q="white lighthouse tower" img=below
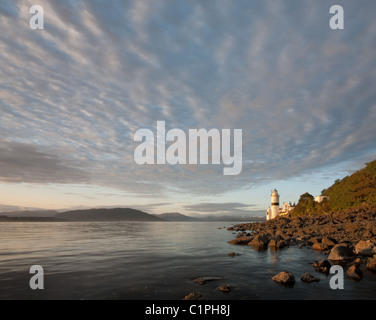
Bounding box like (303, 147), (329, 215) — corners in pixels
(269, 189), (280, 220)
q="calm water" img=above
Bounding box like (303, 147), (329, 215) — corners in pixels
(0, 221), (375, 300)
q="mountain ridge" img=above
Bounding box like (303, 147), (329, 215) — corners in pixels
(55, 207), (163, 222)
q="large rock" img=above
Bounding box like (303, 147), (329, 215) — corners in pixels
(347, 264), (363, 281)
(269, 236), (286, 249)
(355, 240), (375, 256)
(272, 271), (295, 287)
(328, 244), (355, 261)
(248, 234), (269, 250)
(312, 260), (331, 274)
(300, 272), (320, 283)
(228, 236), (252, 245)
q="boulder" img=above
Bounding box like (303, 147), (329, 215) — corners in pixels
(300, 272), (320, 283)
(272, 271), (295, 287)
(322, 237), (337, 247)
(328, 244), (355, 261)
(366, 255), (376, 272)
(312, 260), (331, 274)
(346, 264), (363, 281)
(355, 240), (375, 256)
(228, 236), (252, 245)
(269, 236), (286, 249)
(312, 242), (329, 251)
(248, 234), (269, 250)
(344, 222), (361, 233)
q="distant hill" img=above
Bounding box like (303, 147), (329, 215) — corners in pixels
(55, 208), (163, 222)
(0, 207), (265, 222)
(321, 159), (376, 211)
(0, 210), (58, 218)
(0, 215), (62, 222)
(155, 212), (199, 221)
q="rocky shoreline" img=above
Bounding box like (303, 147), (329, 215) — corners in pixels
(183, 207), (376, 299)
(227, 206), (376, 285)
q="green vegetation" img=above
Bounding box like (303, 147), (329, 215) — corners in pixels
(291, 159), (376, 216)
(290, 192), (329, 216)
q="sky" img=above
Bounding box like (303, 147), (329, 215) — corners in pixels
(0, 0), (376, 217)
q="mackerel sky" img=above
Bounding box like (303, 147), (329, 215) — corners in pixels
(0, 0), (376, 216)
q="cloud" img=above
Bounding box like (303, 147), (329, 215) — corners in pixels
(0, 203), (45, 212)
(183, 202), (255, 215)
(131, 202), (173, 213)
(0, 1), (19, 18)
(0, 140), (88, 183)
(0, 0), (375, 200)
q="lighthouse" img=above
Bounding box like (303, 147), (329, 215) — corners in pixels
(266, 189), (280, 220)
(271, 189), (280, 219)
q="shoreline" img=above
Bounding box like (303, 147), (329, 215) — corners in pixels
(227, 205), (376, 284)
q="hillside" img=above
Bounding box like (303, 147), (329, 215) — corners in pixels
(292, 159), (376, 216)
(321, 159), (376, 211)
(55, 208), (163, 222)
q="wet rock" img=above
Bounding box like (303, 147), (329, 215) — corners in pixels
(300, 272), (320, 283)
(347, 264), (363, 281)
(269, 236), (286, 249)
(313, 260), (331, 274)
(228, 236), (252, 245)
(328, 244), (355, 261)
(248, 234), (269, 250)
(272, 271), (295, 287)
(217, 285), (233, 293)
(183, 291), (205, 300)
(193, 277), (224, 285)
(355, 240), (375, 256)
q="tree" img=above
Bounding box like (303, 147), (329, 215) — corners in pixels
(291, 192), (315, 216)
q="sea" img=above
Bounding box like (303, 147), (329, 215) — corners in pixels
(0, 221), (376, 300)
